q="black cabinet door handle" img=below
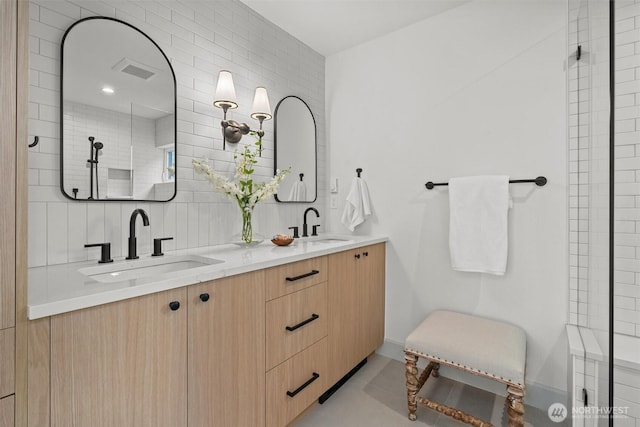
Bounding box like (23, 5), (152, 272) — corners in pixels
(285, 270), (319, 282)
(199, 293), (210, 302)
(285, 314), (319, 332)
(363, 251), (369, 257)
(169, 301), (180, 311)
(286, 372), (320, 398)
(354, 254), (360, 259)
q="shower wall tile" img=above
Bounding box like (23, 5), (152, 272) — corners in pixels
(28, 0), (326, 267)
(615, 1), (640, 336)
(570, 0), (640, 335)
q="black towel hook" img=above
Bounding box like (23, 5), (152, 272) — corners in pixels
(29, 136), (39, 148)
(356, 168), (362, 178)
(299, 173), (304, 182)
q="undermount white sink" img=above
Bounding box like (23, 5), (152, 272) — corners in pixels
(302, 236), (353, 245)
(78, 254), (223, 284)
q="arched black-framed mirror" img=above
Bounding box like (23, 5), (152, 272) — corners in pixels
(274, 96), (317, 203)
(60, 17), (177, 201)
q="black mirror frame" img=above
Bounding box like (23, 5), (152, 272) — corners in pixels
(273, 95), (318, 203)
(59, 16), (177, 202)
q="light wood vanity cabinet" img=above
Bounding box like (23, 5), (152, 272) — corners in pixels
(50, 288), (188, 427)
(327, 243), (386, 387)
(33, 242), (385, 427)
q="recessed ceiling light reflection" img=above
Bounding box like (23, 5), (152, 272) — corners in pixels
(102, 87), (115, 94)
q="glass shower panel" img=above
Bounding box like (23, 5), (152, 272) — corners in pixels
(568, 0), (610, 424)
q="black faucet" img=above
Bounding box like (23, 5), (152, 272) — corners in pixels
(126, 208), (150, 260)
(302, 207), (320, 237)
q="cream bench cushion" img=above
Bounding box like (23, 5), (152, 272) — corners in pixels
(404, 310), (526, 387)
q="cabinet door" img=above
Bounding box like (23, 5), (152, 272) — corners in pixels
(188, 271), (265, 427)
(327, 248), (360, 386)
(357, 243), (385, 360)
(50, 288), (187, 427)
(327, 244), (386, 387)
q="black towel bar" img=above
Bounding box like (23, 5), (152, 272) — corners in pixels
(425, 176), (547, 190)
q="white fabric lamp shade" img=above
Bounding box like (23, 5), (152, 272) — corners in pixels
(213, 70), (238, 109)
(251, 87), (272, 121)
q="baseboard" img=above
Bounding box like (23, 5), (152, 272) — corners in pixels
(375, 339), (567, 412)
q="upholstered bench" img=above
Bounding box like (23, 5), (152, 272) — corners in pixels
(404, 310), (526, 427)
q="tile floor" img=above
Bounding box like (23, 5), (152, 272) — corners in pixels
(292, 353), (562, 427)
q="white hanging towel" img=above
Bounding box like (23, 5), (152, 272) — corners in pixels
(288, 180), (307, 201)
(341, 177), (372, 231)
(449, 175), (510, 275)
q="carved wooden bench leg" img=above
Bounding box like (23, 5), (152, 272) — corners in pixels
(405, 352), (419, 421)
(432, 362), (440, 378)
(506, 385), (525, 427)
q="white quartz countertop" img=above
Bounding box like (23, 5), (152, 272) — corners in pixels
(28, 234), (388, 319)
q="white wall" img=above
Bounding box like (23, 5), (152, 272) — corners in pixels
(326, 0), (568, 408)
(28, 0), (325, 266)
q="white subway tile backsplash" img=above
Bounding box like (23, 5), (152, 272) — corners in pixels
(104, 204), (123, 259)
(39, 4), (79, 28)
(78, 2), (116, 18)
(175, 203), (188, 250)
(28, 202), (47, 267)
(86, 203), (105, 247)
(47, 203), (68, 265)
(29, 0), (325, 266)
(67, 203), (87, 262)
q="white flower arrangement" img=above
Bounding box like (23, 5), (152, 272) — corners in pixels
(192, 143), (289, 210)
(192, 139), (289, 243)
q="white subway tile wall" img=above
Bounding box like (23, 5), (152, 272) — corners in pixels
(568, 1), (640, 422)
(568, 0), (640, 338)
(28, 0), (326, 267)
(567, 0), (609, 331)
(613, 365), (640, 425)
(614, 0), (640, 339)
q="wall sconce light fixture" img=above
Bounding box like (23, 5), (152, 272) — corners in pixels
(213, 70), (272, 155)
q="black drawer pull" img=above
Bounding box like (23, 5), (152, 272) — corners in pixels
(285, 313), (319, 332)
(363, 251), (369, 257)
(354, 254), (360, 259)
(286, 372), (320, 398)
(285, 270), (319, 282)
(199, 293), (210, 302)
(169, 301), (180, 311)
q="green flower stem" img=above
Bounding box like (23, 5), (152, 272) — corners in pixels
(241, 206), (253, 244)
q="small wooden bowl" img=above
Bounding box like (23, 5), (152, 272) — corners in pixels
(271, 235), (294, 246)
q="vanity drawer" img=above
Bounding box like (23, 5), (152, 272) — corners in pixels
(266, 283), (327, 370)
(266, 337), (327, 427)
(265, 256), (327, 301)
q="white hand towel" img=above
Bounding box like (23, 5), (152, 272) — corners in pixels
(341, 177), (372, 231)
(288, 180), (307, 201)
(449, 175), (510, 275)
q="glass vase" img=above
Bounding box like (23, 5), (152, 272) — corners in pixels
(241, 207), (253, 244)
(231, 204), (264, 246)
